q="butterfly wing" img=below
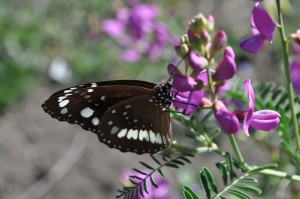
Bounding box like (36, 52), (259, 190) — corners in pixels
(42, 83), (154, 134)
(98, 95), (171, 154)
(48, 80), (156, 98)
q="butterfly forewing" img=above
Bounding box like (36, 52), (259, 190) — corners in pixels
(42, 83), (154, 134)
(98, 95), (171, 154)
(42, 80), (173, 154)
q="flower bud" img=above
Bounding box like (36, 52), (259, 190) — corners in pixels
(200, 30), (211, 46)
(206, 14), (214, 32)
(210, 31), (227, 58)
(213, 100), (239, 134)
(189, 13), (208, 34)
(199, 97), (212, 108)
(188, 50), (208, 72)
(291, 29), (300, 46)
(180, 43), (189, 55)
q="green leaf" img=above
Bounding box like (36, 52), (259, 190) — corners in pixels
(202, 168), (218, 193)
(228, 189), (251, 199)
(234, 183), (262, 195)
(133, 168), (147, 176)
(171, 159), (185, 165)
(239, 177), (257, 184)
(225, 152), (236, 180)
(143, 180), (149, 194)
(183, 190), (193, 199)
(183, 185), (200, 199)
(129, 178), (138, 185)
(165, 163), (180, 168)
(139, 161), (154, 170)
(217, 162), (228, 185)
(129, 175), (142, 180)
(178, 156), (192, 164)
(157, 168), (165, 178)
(123, 186), (134, 191)
(200, 169), (211, 199)
(150, 175), (158, 188)
(249, 163), (278, 173)
(150, 154), (161, 165)
(207, 128), (221, 138)
(139, 184), (144, 198)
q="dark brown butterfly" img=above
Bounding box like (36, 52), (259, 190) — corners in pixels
(41, 80), (174, 154)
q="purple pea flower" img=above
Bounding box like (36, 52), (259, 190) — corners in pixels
(291, 60), (300, 94)
(239, 5), (275, 54)
(212, 46), (237, 81)
(243, 80), (280, 136)
(213, 100), (240, 134)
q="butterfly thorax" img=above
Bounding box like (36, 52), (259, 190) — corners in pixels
(153, 80), (174, 108)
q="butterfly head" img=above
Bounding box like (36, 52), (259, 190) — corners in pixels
(153, 79), (174, 108)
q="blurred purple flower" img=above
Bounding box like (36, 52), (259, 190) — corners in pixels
(291, 60), (300, 94)
(120, 170), (170, 199)
(239, 5), (275, 54)
(242, 80), (280, 135)
(101, 1), (171, 62)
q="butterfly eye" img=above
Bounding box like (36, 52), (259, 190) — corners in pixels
(42, 80), (173, 154)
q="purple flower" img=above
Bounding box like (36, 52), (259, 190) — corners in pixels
(242, 80), (280, 135)
(188, 50), (207, 72)
(213, 100), (240, 134)
(239, 5), (275, 54)
(101, 1), (171, 62)
(120, 170), (170, 199)
(212, 46), (237, 81)
(291, 60), (300, 94)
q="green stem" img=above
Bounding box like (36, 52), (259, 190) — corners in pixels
(206, 67), (216, 100)
(276, 0), (300, 153)
(228, 134), (245, 165)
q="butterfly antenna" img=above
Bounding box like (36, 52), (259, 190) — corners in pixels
(169, 54), (187, 80)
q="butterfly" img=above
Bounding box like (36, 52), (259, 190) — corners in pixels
(41, 79), (174, 154)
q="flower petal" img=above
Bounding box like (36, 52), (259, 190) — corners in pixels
(214, 108), (240, 134)
(102, 19), (125, 38)
(250, 110), (280, 131)
(291, 60), (300, 94)
(252, 6), (275, 42)
(239, 34), (265, 54)
(188, 50), (207, 72)
(243, 80), (255, 136)
(173, 74), (196, 91)
(212, 55), (237, 81)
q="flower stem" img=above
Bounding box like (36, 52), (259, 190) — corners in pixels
(228, 134), (245, 165)
(206, 67), (216, 100)
(276, 0), (300, 153)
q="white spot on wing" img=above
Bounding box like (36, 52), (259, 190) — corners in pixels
(139, 130), (149, 142)
(101, 96), (106, 101)
(59, 99), (69, 107)
(111, 109), (116, 114)
(64, 90), (72, 93)
(91, 83), (97, 88)
(92, 117), (99, 126)
(162, 135), (167, 145)
(111, 126), (119, 134)
(60, 108), (68, 114)
(155, 133), (162, 144)
(87, 89), (93, 93)
(80, 107), (94, 118)
(127, 129), (138, 140)
(108, 121), (113, 125)
(117, 129), (127, 138)
(149, 131), (156, 144)
(125, 105), (131, 109)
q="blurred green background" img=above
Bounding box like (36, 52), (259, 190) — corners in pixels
(0, 0), (300, 199)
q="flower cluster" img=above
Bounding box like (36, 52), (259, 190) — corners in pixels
(169, 13), (280, 135)
(101, 1), (172, 62)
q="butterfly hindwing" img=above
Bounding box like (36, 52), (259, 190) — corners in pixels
(97, 95), (171, 154)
